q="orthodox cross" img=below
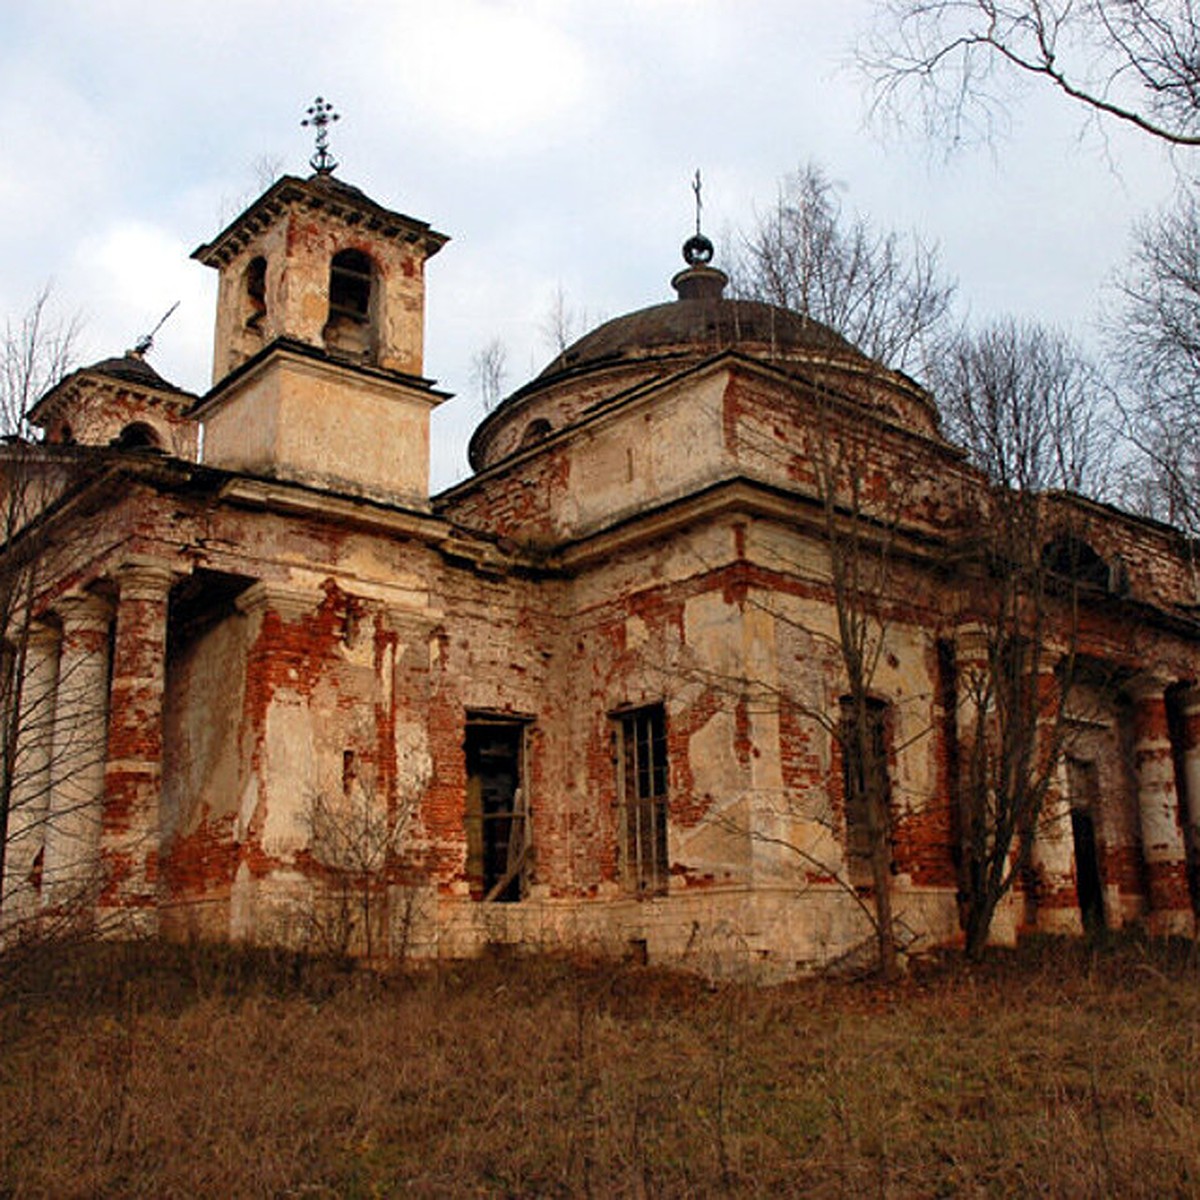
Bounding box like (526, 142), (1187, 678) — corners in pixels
(303, 97), (340, 175)
(682, 169), (714, 266)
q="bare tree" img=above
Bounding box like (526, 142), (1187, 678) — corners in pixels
(304, 768), (414, 960)
(808, 398), (911, 978)
(540, 284), (593, 364)
(1110, 188), (1200, 531)
(730, 168), (961, 973)
(2, 287), (80, 438)
(687, 395), (914, 979)
(861, 0), (1200, 149)
(734, 163), (957, 374)
(0, 290), (109, 938)
(470, 338), (509, 411)
(932, 318), (1110, 957)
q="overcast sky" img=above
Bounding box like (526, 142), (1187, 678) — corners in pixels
(0, 1), (1184, 490)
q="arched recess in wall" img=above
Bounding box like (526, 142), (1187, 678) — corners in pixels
(243, 256), (267, 332)
(837, 694), (894, 885)
(114, 422), (162, 451)
(323, 248), (376, 362)
(518, 418), (553, 450)
(1041, 534), (1120, 593)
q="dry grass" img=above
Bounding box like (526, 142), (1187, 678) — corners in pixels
(1, 935), (1199, 1197)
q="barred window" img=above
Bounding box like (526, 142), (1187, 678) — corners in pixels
(616, 704), (669, 896)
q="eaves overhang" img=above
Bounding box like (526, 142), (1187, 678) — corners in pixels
(451, 349), (963, 505)
(190, 336), (451, 419)
(191, 174), (449, 268)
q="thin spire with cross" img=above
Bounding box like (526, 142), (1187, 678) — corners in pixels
(302, 96), (341, 175)
(682, 168), (714, 267)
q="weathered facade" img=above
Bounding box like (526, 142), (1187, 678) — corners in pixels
(3, 167), (1199, 973)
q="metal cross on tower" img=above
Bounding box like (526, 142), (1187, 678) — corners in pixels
(302, 96), (340, 175)
(692, 169), (703, 237)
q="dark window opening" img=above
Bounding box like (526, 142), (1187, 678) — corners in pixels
(616, 704), (669, 896)
(1042, 535), (1114, 591)
(839, 696), (892, 885)
(113, 422), (161, 451)
(1067, 756), (1106, 932)
(328, 249), (372, 323)
(324, 249), (375, 361)
(465, 719), (529, 902)
(244, 256), (267, 330)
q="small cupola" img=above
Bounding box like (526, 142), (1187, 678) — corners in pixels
(27, 348), (199, 459)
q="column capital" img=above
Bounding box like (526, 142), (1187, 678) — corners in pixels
(235, 579), (321, 621)
(22, 619), (61, 652)
(1127, 671), (1173, 706)
(54, 591), (112, 633)
(112, 558), (177, 602)
(954, 623), (992, 673)
(1177, 683), (1200, 719)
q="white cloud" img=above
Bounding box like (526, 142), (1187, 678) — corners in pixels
(71, 222), (215, 393)
(370, 0), (590, 145)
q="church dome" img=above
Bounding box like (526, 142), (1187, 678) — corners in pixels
(468, 252), (940, 471)
(536, 294), (861, 381)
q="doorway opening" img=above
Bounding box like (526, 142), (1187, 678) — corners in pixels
(465, 718), (530, 902)
(1067, 757), (1106, 933)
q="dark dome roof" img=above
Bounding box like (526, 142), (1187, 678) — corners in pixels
(467, 259), (939, 472)
(537, 295), (864, 383)
(87, 352), (188, 394)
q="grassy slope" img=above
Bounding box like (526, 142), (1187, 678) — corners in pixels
(1, 937), (1198, 1198)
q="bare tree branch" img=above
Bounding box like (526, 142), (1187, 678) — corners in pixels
(1109, 187), (1200, 531)
(930, 318), (1112, 956)
(733, 163), (957, 375)
(470, 338), (509, 412)
(861, 0), (1200, 149)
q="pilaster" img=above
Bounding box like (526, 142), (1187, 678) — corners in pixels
(98, 560), (176, 931)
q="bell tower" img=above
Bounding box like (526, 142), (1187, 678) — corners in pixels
(190, 103), (449, 507)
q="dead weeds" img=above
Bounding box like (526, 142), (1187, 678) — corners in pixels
(0, 934), (1198, 1197)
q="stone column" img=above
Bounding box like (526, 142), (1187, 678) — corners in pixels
(1130, 674), (1193, 936)
(1, 622), (60, 925)
(1015, 661), (1081, 934)
(1029, 752), (1081, 934)
(98, 560), (175, 932)
(953, 624), (1025, 945)
(42, 593), (112, 916)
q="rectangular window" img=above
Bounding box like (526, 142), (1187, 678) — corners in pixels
(839, 696), (891, 883)
(616, 704), (669, 896)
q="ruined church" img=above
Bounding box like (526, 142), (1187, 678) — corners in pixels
(3, 140), (1200, 973)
